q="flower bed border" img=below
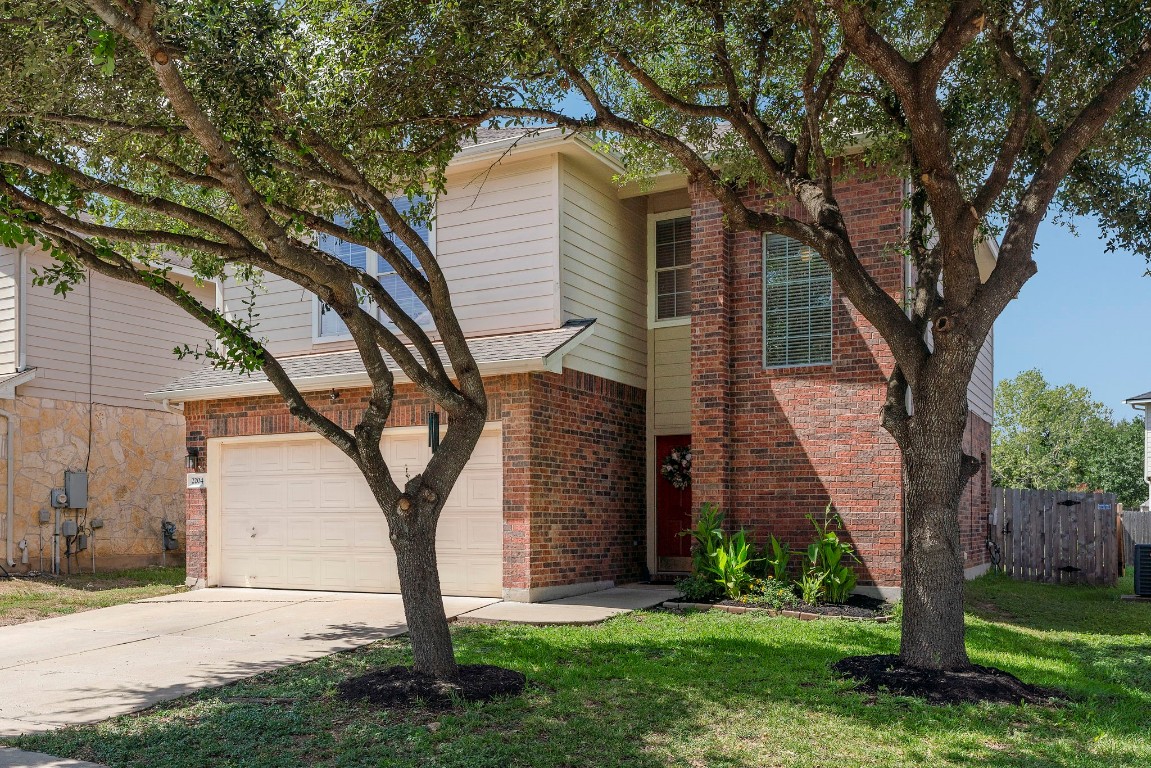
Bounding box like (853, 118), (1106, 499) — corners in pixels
(662, 601), (891, 623)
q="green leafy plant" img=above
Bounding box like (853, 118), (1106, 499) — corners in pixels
(679, 502), (725, 574)
(675, 574), (721, 602)
(738, 577), (799, 610)
(802, 506), (860, 604)
(766, 535), (791, 582)
(703, 529), (759, 600)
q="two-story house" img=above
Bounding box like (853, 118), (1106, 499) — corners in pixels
(153, 128), (995, 601)
(0, 248), (216, 573)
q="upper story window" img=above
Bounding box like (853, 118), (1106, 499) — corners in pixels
(651, 212), (691, 324)
(763, 234), (832, 368)
(316, 196), (432, 340)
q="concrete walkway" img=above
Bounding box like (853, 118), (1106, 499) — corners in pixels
(0, 748), (107, 768)
(457, 585), (679, 624)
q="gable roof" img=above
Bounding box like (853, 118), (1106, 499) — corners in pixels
(148, 320), (596, 403)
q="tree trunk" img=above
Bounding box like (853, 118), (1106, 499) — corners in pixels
(393, 510), (459, 678)
(898, 389), (972, 671)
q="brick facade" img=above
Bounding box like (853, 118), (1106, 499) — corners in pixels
(182, 369), (645, 597)
(960, 412), (993, 574)
(689, 170), (907, 588)
(687, 168), (992, 589)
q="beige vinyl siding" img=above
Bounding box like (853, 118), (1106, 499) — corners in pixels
(0, 248), (16, 373)
(968, 328), (994, 423)
(224, 153), (562, 357)
(438, 154), (560, 336)
(558, 155), (648, 389)
(21, 250), (217, 408)
(651, 323), (690, 433)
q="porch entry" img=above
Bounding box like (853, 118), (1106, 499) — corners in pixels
(655, 434), (693, 573)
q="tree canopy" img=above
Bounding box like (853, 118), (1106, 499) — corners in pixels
(0, 0), (516, 678)
(994, 369), (1146, 508)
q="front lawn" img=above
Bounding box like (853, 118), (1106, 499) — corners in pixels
(0, 566), (186, 626)
(13, 573), (1151, 768)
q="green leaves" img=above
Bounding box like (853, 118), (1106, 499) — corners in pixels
(89, 28), (116, 77)
(802, 506), (859, 605)
(993, 369), (1147, 508)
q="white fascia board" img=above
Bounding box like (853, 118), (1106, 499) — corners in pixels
(0, 368), (36, 398)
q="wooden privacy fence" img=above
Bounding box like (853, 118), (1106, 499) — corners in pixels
(990, 488), (1117, 586)
(1121, 508), (1151, 567)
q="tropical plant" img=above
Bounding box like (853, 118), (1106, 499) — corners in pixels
(766, 535), (791, 583)
(803, 507), (860, 604)
(680, 502), (725, 574)
(703, 529), (759, 600)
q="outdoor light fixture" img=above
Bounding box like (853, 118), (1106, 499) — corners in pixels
(186, 447), (200, 471)
(428, 411), (440, 454)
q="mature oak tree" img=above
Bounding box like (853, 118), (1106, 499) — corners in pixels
(0, 0), (511, 678)
(450, 0), (1151, 670)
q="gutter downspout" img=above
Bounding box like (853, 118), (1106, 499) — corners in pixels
(16, 245), (27, 373)
(1, 408), (15, 567)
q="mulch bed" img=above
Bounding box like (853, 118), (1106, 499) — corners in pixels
(668, 593), (891, 619)
(337, 664), (526, 710)
(832, 654), (1067, 706)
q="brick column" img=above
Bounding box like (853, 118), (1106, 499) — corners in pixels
(689, 187), (734, 515)
(185, 486), (207, 588)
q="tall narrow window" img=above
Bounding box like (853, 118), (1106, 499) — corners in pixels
(763, 234), (833, 367)
(316, 196), (432, 339)
(654, 215), (691, 321)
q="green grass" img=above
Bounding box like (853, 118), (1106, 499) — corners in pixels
(0, 566), (186, 626)
(12, 573), (1151, 768)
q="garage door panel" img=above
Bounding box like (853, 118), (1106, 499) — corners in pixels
(217, 426), (502, 596)
(464, 518), (502, 554)
(286, 480), (319, 509)
(286, 441), (319, 471)
(354, 517), (390, 548)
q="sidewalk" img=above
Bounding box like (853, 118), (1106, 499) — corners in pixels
(0, 748), (107, 768)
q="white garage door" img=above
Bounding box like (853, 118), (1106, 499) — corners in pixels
(216, 426), (503, 597)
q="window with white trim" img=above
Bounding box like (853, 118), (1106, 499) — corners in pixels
(653, 215), (691, 321)
(316, 196), (432, 339)
(763, 234), (832, 367)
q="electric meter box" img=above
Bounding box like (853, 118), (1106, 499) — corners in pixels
(64, 471), (88, 509)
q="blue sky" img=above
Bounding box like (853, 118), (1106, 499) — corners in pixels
(995, 218), (1151, 418)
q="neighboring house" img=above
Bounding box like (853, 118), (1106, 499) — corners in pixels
(1122, 391), (1151, 509)
(153, 128), (996, 601)
(0, 250), (217, 572)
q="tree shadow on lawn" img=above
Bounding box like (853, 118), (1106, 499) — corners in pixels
(19, 613), (1150, 768)
(964, 572), (1150, 636)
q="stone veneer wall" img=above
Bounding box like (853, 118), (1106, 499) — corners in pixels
(183, 368), (646, 596)
(0, 395), (187, 572)
(689, 169), (908, 588)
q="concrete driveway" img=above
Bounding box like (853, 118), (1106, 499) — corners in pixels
(0, 589), (497, 738)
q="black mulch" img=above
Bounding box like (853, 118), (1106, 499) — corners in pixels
(673, 592), (891, 618)
(832, 654), (1067, 706)
(338, 664), (526, 710)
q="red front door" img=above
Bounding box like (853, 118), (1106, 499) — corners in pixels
(656, 434), (693, 561)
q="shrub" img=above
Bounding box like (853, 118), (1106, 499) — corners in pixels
(738, 577), (799, 610)
(676, 574), (721, 602)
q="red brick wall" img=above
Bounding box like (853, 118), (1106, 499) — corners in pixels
(960, 412), (993, 572)
(527, 371), (647, 587)
(182, 369), (645, 594)
(689, 169), (908, 587)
